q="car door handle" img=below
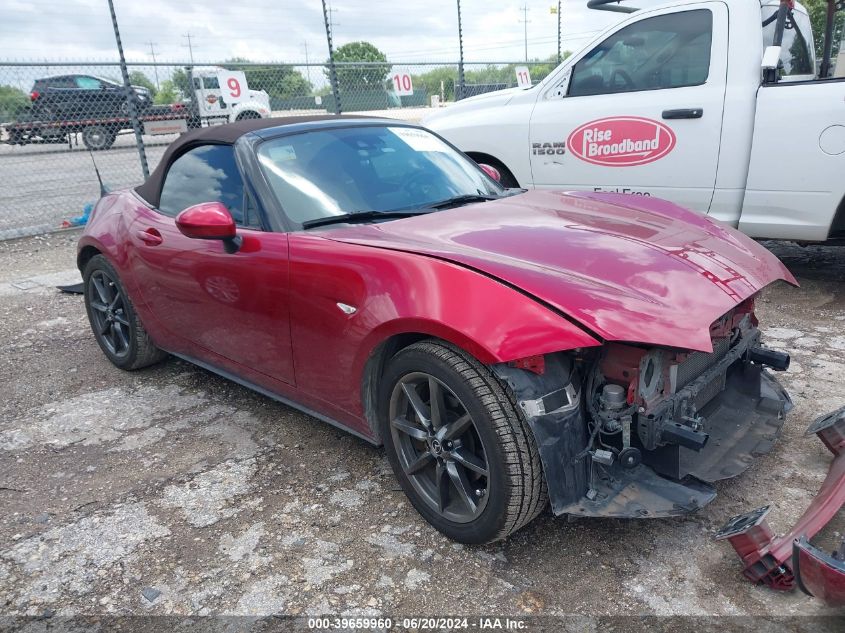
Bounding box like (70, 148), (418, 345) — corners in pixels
(136, 228), (162, 245)
(662, 108), (703, 119)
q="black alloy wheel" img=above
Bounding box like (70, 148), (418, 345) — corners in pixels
(380, 340), (548, 544)
(83, 255), (166, 370)
(389, 371), (490, 523)
(87, 268), (131, 360)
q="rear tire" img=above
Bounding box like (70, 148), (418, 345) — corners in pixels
(82, 125), (116, 151)
(379, 340), (547, 544)
(83, 255), (166, 370)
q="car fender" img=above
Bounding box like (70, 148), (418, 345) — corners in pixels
(288, 234), (601, 425)
(77, 191), (149, 310)
(346, 248), (601, 370)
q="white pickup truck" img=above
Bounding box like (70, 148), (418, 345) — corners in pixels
(425, 0), (845, 243)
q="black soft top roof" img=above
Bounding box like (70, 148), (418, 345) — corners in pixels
(134, 114), (394, 208)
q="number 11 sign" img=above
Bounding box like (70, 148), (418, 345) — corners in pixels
(392, 71), (414, 96)
(515, 66), (532, 89)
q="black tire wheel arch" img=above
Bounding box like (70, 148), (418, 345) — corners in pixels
(82, 254), (167, 370)
(81, 125), (116, 151)
(379, 340), (547, 544)
(236, 109), (262, 120)
(468, 154), (519, 189)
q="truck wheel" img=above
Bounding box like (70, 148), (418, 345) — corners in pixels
(379, 340), (547, 544)
(469, 156), (519, 188)
(82, 125), (116, 151)
(236, 110), (262, 120)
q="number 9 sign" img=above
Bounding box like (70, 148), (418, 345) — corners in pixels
(392, 71), (414, 97)
(218, 71), (247, 102)
(227, 77), (241, 98)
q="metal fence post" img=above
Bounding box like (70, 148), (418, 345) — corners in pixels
(322, 0), (341, 114)
(106, 0), (149, 179)
(456, 0), (466, 101)
(557, 1), (562, 65)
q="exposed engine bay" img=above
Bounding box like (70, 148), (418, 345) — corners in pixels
(494, 297), (793, 518)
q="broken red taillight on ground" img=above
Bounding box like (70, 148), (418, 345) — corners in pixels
(716, 405), (845, 604)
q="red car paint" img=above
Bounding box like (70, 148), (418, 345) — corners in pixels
(794, 537), (845, 607)
(79, 186), (793, 440)
(566, 116), (677, 167)
(175, 202), (237, 240)
(327, 189), (796, 353)
(717, 407), (845, 593)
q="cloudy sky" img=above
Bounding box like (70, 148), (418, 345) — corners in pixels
(0, 0), (664, 63)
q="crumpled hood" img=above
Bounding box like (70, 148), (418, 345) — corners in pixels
(325, 190), (797, 352)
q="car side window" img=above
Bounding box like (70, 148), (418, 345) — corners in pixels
(76, 77), (102, 90)
(49, 77), (74, 89)
(202, 76), (220, 89)
(159, 145), (246, 225)
(568, 9), (712, 97)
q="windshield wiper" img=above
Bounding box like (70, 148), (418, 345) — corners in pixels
(301, 209), (433, 230)
(425, 194), (499, 210)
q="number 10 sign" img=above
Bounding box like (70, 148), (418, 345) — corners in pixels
(392, 71), (414, 96)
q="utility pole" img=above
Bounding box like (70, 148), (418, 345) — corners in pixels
(322, 0), (341, 114)
(519, 3), (530, 62)
(182, 33), (196, 65)
(146, 41), (159, 89)
(303, 40), (312, 88)
(106, 0), (149, 178)
(456, 0), (465, 101)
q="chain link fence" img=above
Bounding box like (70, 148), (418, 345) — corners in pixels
(0, 59), (558, 240)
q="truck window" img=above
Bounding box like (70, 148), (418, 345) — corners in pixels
(761, 6), (815, 77)
(569, 9), (712, 97)
(203, 77), (220, 89)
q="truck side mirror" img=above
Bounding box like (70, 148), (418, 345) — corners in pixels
(761, 46), (781, 83)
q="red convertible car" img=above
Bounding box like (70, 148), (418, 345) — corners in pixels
(79, 115), (797, 545)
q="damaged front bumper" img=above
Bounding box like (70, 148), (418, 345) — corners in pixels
(716, 406), (845, 598)
(494, 331), (793, 519)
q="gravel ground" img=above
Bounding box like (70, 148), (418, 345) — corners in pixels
(0, 232), (843, 625)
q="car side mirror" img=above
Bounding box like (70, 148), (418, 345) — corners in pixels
(761, 45), (781, 83)
(478, 163), (501, 182)
(176, 202), (241, 252)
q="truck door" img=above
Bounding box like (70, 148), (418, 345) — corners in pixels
(195, 75), (227, 116)
(528, 2), (728, 214)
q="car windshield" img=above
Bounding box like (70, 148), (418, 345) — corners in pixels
(256, 125), (505, 227)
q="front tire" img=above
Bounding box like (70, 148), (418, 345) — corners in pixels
(236, 110), (262, 121)
(379, 340), (547, 544)
(83, 255), (166, 370)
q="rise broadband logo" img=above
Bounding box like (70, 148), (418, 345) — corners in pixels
(567, 116), (676, 167)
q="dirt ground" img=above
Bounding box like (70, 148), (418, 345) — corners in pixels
(0, 230), (843, 625)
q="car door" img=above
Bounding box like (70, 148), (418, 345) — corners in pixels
(128, 143), (295, 384)
(528, 3), (728, 214)
(48, 76), (77, 119)
(72, 76), (105, 117)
